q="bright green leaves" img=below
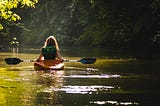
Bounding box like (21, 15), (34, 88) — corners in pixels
(0, 0), (38, 30)
(0, 23), (3, 29)
(21, 0), (38, 8)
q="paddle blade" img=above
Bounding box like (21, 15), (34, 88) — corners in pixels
(79, 58), (97, 64)
(5, 58), (22, 65)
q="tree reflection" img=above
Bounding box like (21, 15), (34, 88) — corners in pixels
(35, 70), (64, 105)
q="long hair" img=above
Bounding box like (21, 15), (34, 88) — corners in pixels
(43, 36), (60, 50)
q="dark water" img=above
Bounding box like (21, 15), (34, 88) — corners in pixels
(0, 48), (160, 106)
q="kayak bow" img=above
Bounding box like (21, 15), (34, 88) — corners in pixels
(34, 60), (64, 70)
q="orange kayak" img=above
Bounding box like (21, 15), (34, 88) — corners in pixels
(34, 60), (64, 70)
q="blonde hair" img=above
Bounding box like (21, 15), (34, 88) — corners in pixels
(43, 36), (60, 50)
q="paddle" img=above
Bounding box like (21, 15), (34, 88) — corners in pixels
(5, 57), (96, 65)
(64, 57), (97, 64)
(5, 58), (35, 65)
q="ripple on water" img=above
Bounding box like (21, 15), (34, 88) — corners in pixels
(89, 101), (139, 105)
(51, 85), (114, 94)
(62, 74), (121, 78)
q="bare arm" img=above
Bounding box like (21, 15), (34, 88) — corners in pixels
(36, 54), (44, 62)
(56, 50), (63, 61)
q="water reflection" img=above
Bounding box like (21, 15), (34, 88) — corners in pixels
(52, 85), (114, 94)
(35, 70), (64, 106)
(62, 74), (121, 78)
(36, 91), (56, 105)
(90, 101), (139, 105)
(1, 51), (160, 106)
(36, 70), (64, 87)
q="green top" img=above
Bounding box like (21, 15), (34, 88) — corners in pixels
(41, 46), (56, 60)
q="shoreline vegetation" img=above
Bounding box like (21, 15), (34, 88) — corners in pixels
(0, 0), (160, 52)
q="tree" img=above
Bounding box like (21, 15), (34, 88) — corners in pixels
(0, 0), (38, 30)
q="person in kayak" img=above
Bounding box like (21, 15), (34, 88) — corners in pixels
(36, 36), (63, 62)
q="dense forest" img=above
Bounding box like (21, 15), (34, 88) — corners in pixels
(0, 0), (160, 50)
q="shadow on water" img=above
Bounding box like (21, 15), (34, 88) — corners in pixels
(0, 48), (160, 106)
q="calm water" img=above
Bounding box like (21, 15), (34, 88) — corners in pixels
(0, 48), (160, 106)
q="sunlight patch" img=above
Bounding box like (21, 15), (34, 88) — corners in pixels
(62, 74), (120, 78)
(52, 85), (114, 94)
(89, 101), (139, 105)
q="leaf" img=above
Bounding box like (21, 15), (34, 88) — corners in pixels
(13, 13), (21, 20)
(11, 16), (17, 21)
(0, 24), (3, 30)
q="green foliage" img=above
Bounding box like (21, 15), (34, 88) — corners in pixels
(0, 0), (38, 29)
(80, 0), (160, 48)
(1, 0), (160, 50)
(79, 23), (108, 46)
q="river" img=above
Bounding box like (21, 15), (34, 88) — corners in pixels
(0, 47), (160, 106)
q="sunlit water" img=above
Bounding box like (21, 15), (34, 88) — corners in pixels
(0, 50), (160, 106)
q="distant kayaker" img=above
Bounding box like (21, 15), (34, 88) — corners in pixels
(36, 36), (63, 62)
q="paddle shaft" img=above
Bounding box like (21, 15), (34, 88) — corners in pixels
(22, 60), (35, 62)
(22, 59), (81, 62)
(64, 60), (79, 62)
